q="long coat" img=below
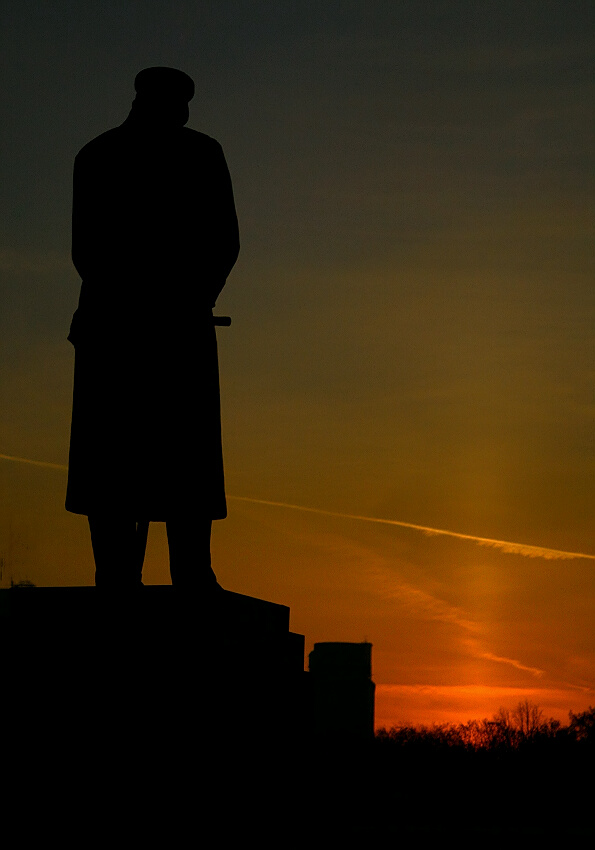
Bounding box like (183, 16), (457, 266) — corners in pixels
(65, 117), (239, 520)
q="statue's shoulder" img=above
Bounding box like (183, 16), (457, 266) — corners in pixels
(75, 127), (124, 163)
(181, 127), (223, 151)
(74, 126), (224, 167)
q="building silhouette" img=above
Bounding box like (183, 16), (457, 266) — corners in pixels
(1, 585), (374, 744)
(308, 641), (375, 740)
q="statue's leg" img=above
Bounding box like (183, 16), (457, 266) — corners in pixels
(88, 515), (144, 588)
(166, 517), (220, 591)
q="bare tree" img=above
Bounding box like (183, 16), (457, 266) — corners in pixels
(512, 699), (544, 738)
(568, 706), (595, 743)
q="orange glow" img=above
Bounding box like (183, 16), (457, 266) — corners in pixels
(375, 684), (594, 730)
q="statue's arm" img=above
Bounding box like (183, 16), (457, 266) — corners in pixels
(71, 151), (94, 281)
(206, 142), (240, 306)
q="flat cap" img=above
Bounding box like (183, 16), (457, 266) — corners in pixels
(134, 67), (195, 102)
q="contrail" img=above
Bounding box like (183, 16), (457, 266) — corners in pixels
(0, 453), (69, 471)
(2, 453), (593, 562)
(229, 496), (595, 562)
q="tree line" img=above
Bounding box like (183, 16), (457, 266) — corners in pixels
(375, 700), (595, 752)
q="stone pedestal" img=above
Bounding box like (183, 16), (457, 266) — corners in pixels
(1, 585), (306, 748)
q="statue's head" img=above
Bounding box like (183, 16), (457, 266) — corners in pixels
(131, 67), (195, 127)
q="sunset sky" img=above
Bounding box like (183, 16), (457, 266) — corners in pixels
(1, 1), (593, 728)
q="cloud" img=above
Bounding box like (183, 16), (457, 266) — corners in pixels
(0, 453), (69, 471)
(366, 562), (545, 679)
(472, 647), (544, 679)
(230, 497), (595, 562)
(1, 456), (593, 562)
(368, 565), (478, 633)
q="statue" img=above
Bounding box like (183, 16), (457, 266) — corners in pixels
(66, 67), (239, 591)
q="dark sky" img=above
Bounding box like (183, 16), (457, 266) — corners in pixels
(1, 1), (593, 725)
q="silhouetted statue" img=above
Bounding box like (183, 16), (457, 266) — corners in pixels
(66, 67), (239, 591)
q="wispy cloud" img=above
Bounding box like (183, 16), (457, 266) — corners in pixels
(368, 566), (478, 633)
(472, 647), (544, 678)
(366, 561), (545, 679)
(0, 453), (68, 471)
(2, 455), (593, 562)
(231, 497), (595, 562)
